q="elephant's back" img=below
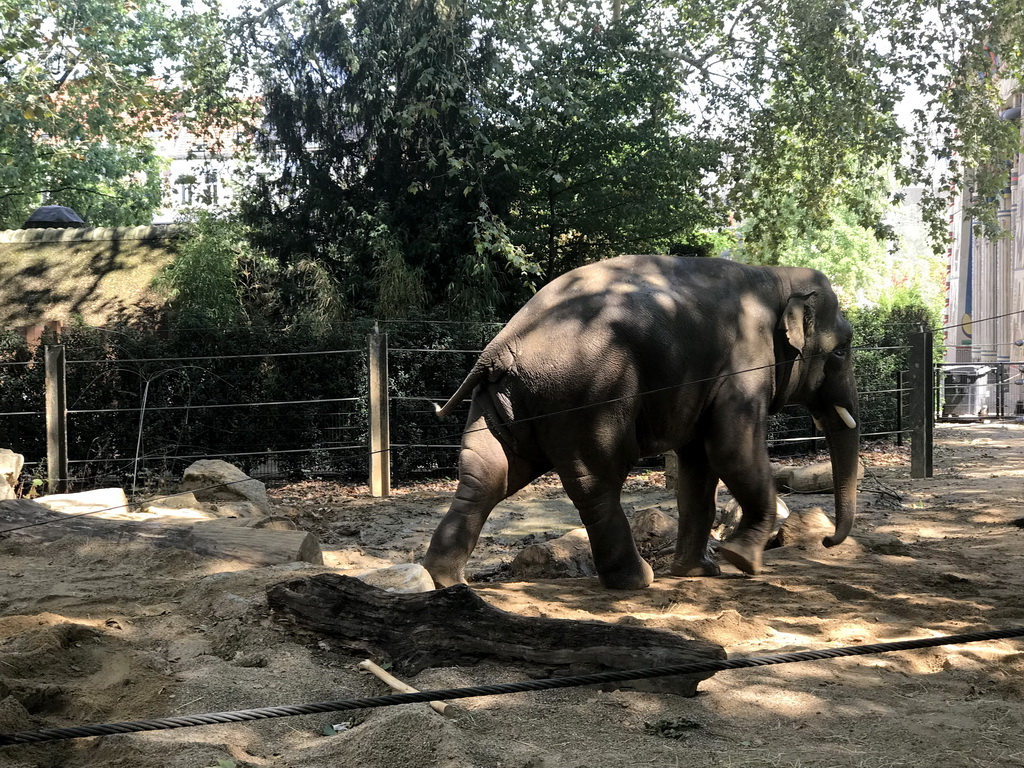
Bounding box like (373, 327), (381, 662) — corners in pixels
(495, 256), (747, 411)
(507, 255), (759, 362)
(515, 255), (771, 324)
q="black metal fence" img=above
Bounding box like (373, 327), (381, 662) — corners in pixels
(0, 328), (920, 495)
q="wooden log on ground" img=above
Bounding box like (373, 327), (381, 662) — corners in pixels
(0, 499), (322, 566)
(188, 519), (323, 565)
(267, 574), (725, 696)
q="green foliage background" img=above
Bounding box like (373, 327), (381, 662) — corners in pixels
(4, 0), (1023, 298)
(3, 0), (1019, 485)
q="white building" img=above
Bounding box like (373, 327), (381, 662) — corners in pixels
(151, 124), (246, 223)
(945, 81), (1024, 366)
(944, 80), (1024, 417)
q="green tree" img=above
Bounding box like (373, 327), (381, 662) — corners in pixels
(242, 0), (527, 320)
(0, 0), (244, 229)
(734, 189), (946, 313)
(155, 209), (246, 328)
(693, 0), (1023, 255)
(222, 0), (1024, 324)
(242, 0), (729, 317)
(736, 204), (890, 302)
(489, 2), (723, 276)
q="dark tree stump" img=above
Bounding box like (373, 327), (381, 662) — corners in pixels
(267, 574), (725, 696)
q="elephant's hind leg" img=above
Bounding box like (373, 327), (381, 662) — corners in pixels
(557, 456), (654, 590)
(669, 441), (721, 577)
(422, 405), (545, 587)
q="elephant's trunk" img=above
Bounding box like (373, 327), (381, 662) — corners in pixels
(821, 406), (860, 547)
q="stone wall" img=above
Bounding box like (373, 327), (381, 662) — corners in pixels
(0, 224), (184, 244)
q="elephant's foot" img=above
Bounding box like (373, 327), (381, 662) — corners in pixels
(597, 557), (655, 590)
(669, 555), (721, 577)
(421, 554), (468, 588)
(717, 539), (764, 575)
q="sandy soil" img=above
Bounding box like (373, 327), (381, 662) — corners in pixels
(1, 422), (1023, 768)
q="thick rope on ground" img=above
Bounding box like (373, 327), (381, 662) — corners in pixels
(2, 626), (1022, 747)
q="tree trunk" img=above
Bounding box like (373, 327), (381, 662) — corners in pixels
(267, 573), (725, 696)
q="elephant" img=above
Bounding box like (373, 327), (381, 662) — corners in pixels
(422, 254), (860, 590)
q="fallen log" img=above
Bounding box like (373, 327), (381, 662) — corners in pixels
(0, 498), (322, 566)
(187, 519), (323, 565)
(267, 574), (725, 696)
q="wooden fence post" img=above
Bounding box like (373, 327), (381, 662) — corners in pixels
(368, 329), (391, 497)
(908, 329), (933, 479)
(44, 344), (69, 493)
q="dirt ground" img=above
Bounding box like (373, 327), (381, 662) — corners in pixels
(1, 422), (1024, 768)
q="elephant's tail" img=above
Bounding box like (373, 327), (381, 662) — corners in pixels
(436, 332), (519, 421)
(434, 364), (487, 420)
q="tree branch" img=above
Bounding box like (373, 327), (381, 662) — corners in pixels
(0, 186), (124, 202)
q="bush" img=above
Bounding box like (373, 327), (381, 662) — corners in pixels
(0, 322), (380, 490)
(847, 290), (940, 441)
(154, 210), (248, 328)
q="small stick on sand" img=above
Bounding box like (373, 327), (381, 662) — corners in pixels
(357, 659), (455, 717)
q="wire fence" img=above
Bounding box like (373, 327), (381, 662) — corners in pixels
(0, 321), (926, 496)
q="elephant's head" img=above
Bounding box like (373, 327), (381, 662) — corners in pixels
(774, 269), (860, 548)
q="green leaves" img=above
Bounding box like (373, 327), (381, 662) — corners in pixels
(243, 0), (520, 319)
(242, 0), (730, 318)
(0, 0), (246, 228)
(232, 0), (1021, 322)
(489, 2), (724, 275)
(156, 209), (248, 327)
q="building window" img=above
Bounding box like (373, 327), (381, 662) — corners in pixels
(175, 174), (197, 205)
(204, 171), (219, 204)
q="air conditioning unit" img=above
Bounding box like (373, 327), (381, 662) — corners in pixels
(941, 365), (993, 418)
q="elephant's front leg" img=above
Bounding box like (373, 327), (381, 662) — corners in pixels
(669, 442), (721, 577)
(707, 418), (778, 576)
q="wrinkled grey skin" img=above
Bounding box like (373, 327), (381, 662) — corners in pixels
(422, 255), (860, 590)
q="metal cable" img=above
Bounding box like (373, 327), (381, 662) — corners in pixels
(0, 338), (953, 535)
(67, 396), (361, 415)
(1, 626), (1022, 747)
(65, 348), (362, 365)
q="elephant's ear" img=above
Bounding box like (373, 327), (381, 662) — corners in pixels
(781, 291), (817, 353)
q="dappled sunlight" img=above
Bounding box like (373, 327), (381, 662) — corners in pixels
(0, 610), (110, 640)
(0, 234), (174, 328)
(912, 524), (979, 540)
(2, 424), (1024, 767)
(720, 683), (829, 717)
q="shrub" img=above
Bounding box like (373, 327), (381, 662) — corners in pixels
(847, 289), (940, 441)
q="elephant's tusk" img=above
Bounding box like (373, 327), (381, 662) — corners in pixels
(812, 416), (824, 432)
(834, 405), (857, 429)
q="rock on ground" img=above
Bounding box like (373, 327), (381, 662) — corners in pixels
(0, 448), (24, 500)
(357, 563), (435, 593)
(180, 459), (271, 516)
(510, 528), (596, 579)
